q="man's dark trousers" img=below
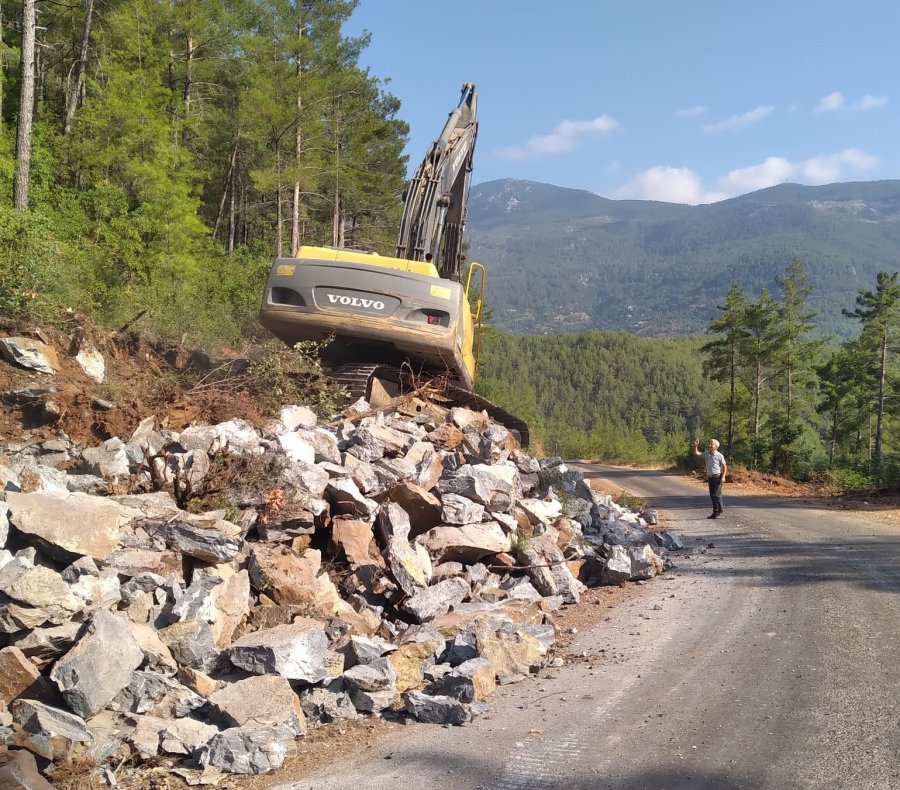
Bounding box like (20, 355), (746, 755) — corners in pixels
(708, 475), (724, 515)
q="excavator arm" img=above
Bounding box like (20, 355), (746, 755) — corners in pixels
(395, 82), (477, 282)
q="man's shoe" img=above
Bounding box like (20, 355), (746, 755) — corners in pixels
(706, 514), (718, 519)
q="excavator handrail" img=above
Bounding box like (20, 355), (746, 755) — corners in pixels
(465, 261), (486, 375)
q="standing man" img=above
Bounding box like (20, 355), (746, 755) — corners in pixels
(692, 438), (727, 518)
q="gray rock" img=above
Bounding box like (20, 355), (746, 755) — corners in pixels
(1, 463), (22, 494)
(181, 419), (262, 456)
(207, 675), (306, 736)
(0, 747), (55, 789)
(6, 490), (129, 562)
(0, 337), (57, 374)
(198, 724), (295, 775)
(343, 657), (397, 694)
(12, 698), (93, 757)
(404, 691), (473, 725)
(276, 460), (330, 499)
(11, 621), (83, 668)
(158, 620), (220, 671)
(628, 544), (666, 580)
(0, 558), (82, 612)
(228, 620), (328, 682)
(341, 454), (382, 495)
(159, 717), (219, 756)
(419, 522), (512, 564)
(171, 574), (222, 623)
(64, 474), (108, 495)
(401, 577), (469, 623)
(109, 669), (203, 718)
(295, 427), (341, 464)
(9, 462), (69, 493)
(325, 477), (378, 518)
(130, 416), (167, 455)
(654, 530), (684, 550)
(601, 544), (632, 584)
(373, 457), (417, 487)
(299, 685), (359, 723)
(436, 464), (516, 511)
(517, 536), (582, 604)
(440, 493), (485, 525)
(81, 438), (130, 478)
(272, 405), (318, 433)
(140, 516), (242, 563)
(380, 503), (430, 596)
(349, 634), (397, 665)
(431, 657), (493, 703)
(50, 610), (144, 718)
(276, 431), (315, 463)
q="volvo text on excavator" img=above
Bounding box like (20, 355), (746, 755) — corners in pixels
(259, 83), (527, 444)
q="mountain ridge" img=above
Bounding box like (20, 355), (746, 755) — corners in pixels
(467, 179), (900, 336)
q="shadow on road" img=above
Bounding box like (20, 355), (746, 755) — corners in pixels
(677, 529), (900, 594)
(345, 748), (764, 790)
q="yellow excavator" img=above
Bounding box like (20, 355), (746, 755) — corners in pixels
(259, 83), (527, 444)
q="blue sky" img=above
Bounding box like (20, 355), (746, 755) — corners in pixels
(346, 1), (898, 204)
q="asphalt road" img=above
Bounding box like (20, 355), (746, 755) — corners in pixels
(276, 466), (900, 790)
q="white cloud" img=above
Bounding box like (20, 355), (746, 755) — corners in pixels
(852, 94), (889, 111)
(615, 148), (880, 205)
(702, 105), (774, 133)
(494, 115), (620, 161)
(719, 148), (879, 193)
(616, 167), (727, 205)
(815, 91), (845, 112)
(676, 105), (707, 118)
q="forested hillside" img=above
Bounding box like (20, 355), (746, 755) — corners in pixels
(468, 179), (900, 338)
(477, 259), (900, 487)
(476, 330), (707, 462)
(0, 0), (407, 343)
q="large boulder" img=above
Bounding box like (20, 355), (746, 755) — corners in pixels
(49, 610), (143, 718)
(228, 620), (329, 683)
(5, 491), (132, 562)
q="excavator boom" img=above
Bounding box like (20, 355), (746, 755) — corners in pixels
(395, 83), (477, 281)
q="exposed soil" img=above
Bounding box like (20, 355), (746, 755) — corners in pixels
(0, 315), (265, 449)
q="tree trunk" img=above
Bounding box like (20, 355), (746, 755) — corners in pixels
(1, 7), (4, 129)
(213, 139), (239, 242)
(228, 169), (236, 253)
(276, 140), (283, 257)
(331, 103), (341, 246)
(64, 0), (94, 137)
(33, 13), (43, 122)
(183, 30), (193, 144)
(753, 357), (763, 469)
(14, 0), (37, 209)
(727, 342), (737, 456)
(291, 18), (304, 256)
(875, 330), (887, 465)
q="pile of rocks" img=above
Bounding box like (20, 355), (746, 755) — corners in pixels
(0, 395), (680, 784)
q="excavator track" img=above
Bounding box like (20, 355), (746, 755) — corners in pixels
(330, 363), (529, 447)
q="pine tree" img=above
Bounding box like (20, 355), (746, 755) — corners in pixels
(844, 271), (900, 467)
(741, 289), (781, 468)
(702, 284), (750, 457)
